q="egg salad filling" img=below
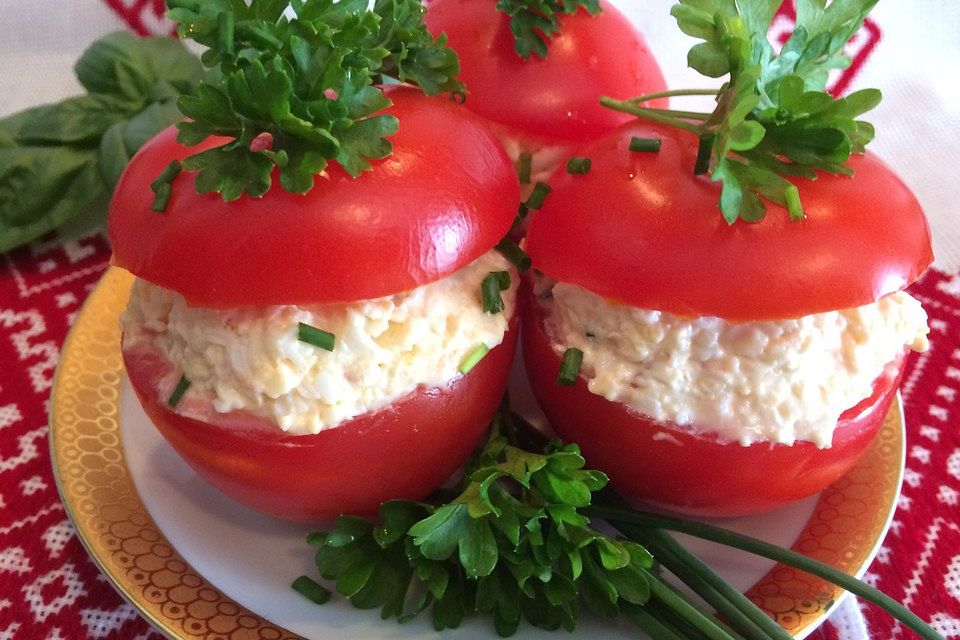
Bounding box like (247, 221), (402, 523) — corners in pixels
(121, 251), (517, 435)
(491, 122), (575, 198)
(536, 278), (930, 447)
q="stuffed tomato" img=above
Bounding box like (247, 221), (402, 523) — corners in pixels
(110, 88), (521, 522)
(425, 0), (666, 196)
(522, 121), (932, 517)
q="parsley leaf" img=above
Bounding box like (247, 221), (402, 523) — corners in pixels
(604, 0), (882, 224)
(165, 0), (465, 201)
(495, 0), (602, 59)
(302, 403), (667, 636)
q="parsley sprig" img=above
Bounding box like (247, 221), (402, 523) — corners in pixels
(164, 0), (465, 201)
(602, 0), (881, 223)
(299, 401), (943, 639)
(495, 0), (601, 59)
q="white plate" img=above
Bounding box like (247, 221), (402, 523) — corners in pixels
(51, 268), (905, 640)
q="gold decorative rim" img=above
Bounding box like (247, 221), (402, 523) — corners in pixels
(50, 267), (903, 639)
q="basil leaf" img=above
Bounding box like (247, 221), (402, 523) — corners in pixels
(0, 146), (104, 252)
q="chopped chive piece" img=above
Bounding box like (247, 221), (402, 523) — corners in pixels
(557, 348), (583, 386)
(459, 344), (490, 375)
(481, 272), (507, 313)
(566, 157), (592, 175)
(298, 322), (335, 351)
(630, 136), (662, 153)
(292, 575), (331, 605)
(509, 203), (530, 236)
(693, 133), (714, 175)
(151, 184), (173, 212)
(526, 181), (552, 210)
(495, 238), (531, 273)
(167, 375), (191, 407)
(517, 152), (533, 184)
(492, 270), (511, 290)
(784, 184), (804, 221)
(150, 160), (182, 213)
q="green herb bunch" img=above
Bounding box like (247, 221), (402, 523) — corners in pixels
(301, 407), (672, 636)
(495, 0), (601, 59)
(603, 0), (882, 223)
(164, 0), (464, 201)
(0, 33), (201, 252)
(298, 402), (944, 640)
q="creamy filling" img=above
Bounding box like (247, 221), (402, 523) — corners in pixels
(536, 279), (929, 447)
(122, 251), (517, 435)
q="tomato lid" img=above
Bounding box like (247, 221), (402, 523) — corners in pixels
(425, 0), (667, 144)
(524, 122), (933, 321)
(109, 88), (519, 308)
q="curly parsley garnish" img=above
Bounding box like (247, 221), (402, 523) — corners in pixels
(165, 0), (465, 201)
(496, 0), (601, 59)
(603, 0), (881, 223)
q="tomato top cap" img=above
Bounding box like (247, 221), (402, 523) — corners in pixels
(109, 87), (519, 308)
(524, 122), (933, 321)
(424, 0), (667, 144)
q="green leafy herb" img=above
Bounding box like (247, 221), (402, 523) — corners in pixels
(298, 322), (336, 351)
(164, 0), (465, 201)
(458, 344), (490, 375)
(481, 271), (512, 314)
(602, 0), (882, 223)
(0, 32), (202, 253)
(303, 406), (663, 635)
(298, 402), (944, 639)
(565, 157), (591, 175)
(495, 0), (602, 59)
(167, 374), (191, 407)
(557, 347), (583, 385)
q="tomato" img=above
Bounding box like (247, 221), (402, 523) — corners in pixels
(124, 320), (518, 522)
(521, 289), (900, 517)
(524, 121), (933, 321)
(424, 0), (667, 145)
(109, 87), (519, 309)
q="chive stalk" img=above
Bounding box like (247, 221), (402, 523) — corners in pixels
(458, 344), (490, 375)
(526, 181), (552, 210)
(566, 157), (592, 175)
(694, 134), (714, 175)
(495, 238), (531, 273)
(557, 348), (583, 386)
(292, 575), (332, 605)
(167, 375), (191, 407)
(298, 322), (335, 351)
(517, 152), (533, 184)
(630, 136), (662, 153)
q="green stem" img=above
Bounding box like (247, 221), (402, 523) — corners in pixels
(623, 602), (692, 640)
(641, 529), (793, 640)
(599, 97), (702, 134)
(586, 506), (944, 640)
(646, 569), (740, 640)
(629, 88), (721, 103)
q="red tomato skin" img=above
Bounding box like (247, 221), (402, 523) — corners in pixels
(109, 87), (519, 309)
(124, 320), (518, 523)
(521, 286), (899, 517)
(524, 122), (933, 321)
(425, 0), (667, 144)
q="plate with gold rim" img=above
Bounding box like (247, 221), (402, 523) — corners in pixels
(50, 266), (905, 640)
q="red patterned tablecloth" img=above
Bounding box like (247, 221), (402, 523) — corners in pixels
(0, 1), (958, 639)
